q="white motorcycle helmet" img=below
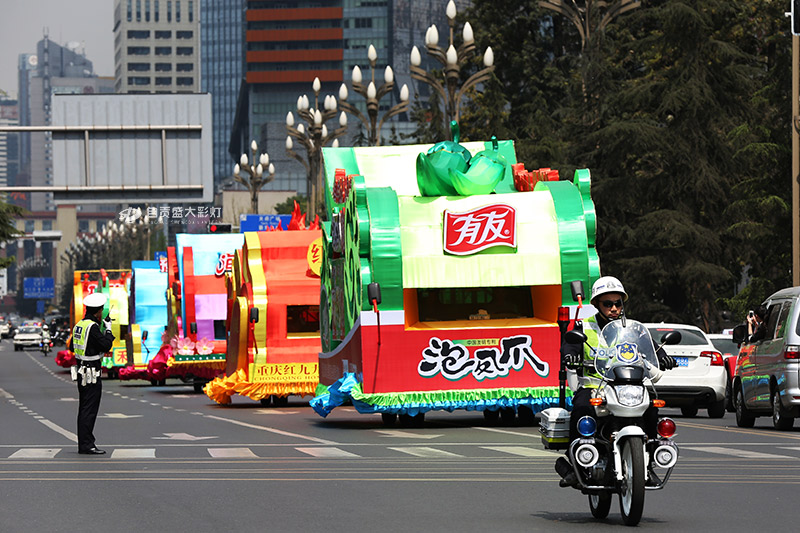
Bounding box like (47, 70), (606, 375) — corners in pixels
(590, 276), (628, 305)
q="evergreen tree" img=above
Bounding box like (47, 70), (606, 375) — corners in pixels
(0, 200), (24, 269)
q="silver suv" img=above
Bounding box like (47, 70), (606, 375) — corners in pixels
(732, 286), (800, 430)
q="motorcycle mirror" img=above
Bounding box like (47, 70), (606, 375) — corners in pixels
(565, 329), (587, 345)
(660, 331), (682, 345)
(190, 322), (197, 334)
(367, 282), (381, 306)
(570, 281), (585, 302)
(142, 330), (148, 341)
(249, 307), (259, 324)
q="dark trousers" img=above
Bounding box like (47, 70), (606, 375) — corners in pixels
(569, 386), (659, 443)
(77, 377), (102, 451)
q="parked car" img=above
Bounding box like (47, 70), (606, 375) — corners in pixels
(644, 323), (727, 418)
(732, 286), (800, 430)
(13, 325), (44, 351)
(707, 332), (741, 412)
(0, 321), (10, 339)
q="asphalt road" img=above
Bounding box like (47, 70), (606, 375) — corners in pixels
(1, 339), (799, 532)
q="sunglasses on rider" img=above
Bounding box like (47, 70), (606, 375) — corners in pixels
(601, 299), (624, 309)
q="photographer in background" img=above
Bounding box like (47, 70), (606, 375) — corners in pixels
(746, 305), (768, 344)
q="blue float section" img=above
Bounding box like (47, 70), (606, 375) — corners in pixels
(131, 260), (168, 362)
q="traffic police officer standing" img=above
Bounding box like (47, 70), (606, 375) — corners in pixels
(69, 292), (114, 455)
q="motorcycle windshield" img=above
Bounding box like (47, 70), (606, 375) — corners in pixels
(595, 319), (659, 379)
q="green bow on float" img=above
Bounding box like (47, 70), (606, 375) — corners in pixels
(449, 136), (507, 196)
(416, 121), (471, 197)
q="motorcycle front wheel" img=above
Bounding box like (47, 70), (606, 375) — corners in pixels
(589, 491), (612, 519)
(618, 437), (645, 526)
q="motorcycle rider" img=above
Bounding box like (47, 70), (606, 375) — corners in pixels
(555, 276), (676, 487)
(41, 325), (52, 355)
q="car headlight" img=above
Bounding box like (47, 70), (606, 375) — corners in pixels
(615, 385), (645, 407)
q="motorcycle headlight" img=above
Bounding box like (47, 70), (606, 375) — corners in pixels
(614, 385), (645, 407)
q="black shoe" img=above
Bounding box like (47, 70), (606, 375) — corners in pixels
(79, 447), (106, 455)
(555, 456), (578, 487)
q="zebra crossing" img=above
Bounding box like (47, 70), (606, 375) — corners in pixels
(1, 444), (799, 460)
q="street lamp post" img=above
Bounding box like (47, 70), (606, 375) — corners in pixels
(410, 0), (495, 132)
(538, 0), (641, 53)
(337, 44), (410, 146)
(285, 77), (348, 218)
(233, 140), (276, 215)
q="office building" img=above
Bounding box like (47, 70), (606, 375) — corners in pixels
(201, 0), (245, 188)
(114, 0), (201, 94)
(0, 97), (19, 190)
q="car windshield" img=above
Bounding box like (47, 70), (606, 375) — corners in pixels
(709, 337), (739, 357)
(595, 320), (660, 378)
(647, 327), (708, 346)
(18, 327), (40, 334)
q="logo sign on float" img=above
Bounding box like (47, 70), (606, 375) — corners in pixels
(215, 252), (234, 276)
(154, 251), (168, 273)
(443, 204), (516, 255)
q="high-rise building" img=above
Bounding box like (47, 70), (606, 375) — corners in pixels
(230, 0), (466, 198)
(0, 97), (19, 190)
(201, 0), (245, 188)
(114, 0), (201, 94)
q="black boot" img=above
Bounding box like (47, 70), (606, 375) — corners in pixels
(555, 456), (578, 487)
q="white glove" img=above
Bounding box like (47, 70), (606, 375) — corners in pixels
(103, 317), (112, 332)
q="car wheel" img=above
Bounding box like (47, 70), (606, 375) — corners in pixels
(708, 398), (726, 419)
(772, 389), (795, 430)
(680, 406), (698, 418)
(735, 385), (756, 428)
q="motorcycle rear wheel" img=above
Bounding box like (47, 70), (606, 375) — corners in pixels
(589, 491), (612, 519)
(618, 437), (645, 526)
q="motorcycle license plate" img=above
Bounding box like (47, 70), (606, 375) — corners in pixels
(675, 357), (689, 367)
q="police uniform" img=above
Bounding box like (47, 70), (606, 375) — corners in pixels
(70, 293), (114, 455)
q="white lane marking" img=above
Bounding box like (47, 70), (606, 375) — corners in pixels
(152, 433), (217, 441)
(204, 414), (338, 445)
(9, 448), (61, 459)
(389, 447), (463, 458)
(253, 409), (300, 415)
(473, 426), (539, 438)
(0, 388), (14, 398)
(99, 413), (143, 419)
(683, 446), (796, 459)
(57, 398), (78, 402)
(38, 419), (78, 443)
(374, 430), (443, 439)
(481, 446), (559, 457)
(208, 448), (258, 458)
(779, 447), (800, 451)
(112, 448), (156, 459)
(295, 447), (360, 458)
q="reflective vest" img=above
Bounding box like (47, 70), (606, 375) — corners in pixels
(73, 319), (101, 362)
(578, 315), (604, 389)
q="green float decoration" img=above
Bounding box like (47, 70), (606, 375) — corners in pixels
(449, 136), (508, 196)
(416, 121), (471, 197)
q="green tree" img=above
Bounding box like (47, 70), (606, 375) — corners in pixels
(0, 200), (24, 269)
(273, 195), (308, 215)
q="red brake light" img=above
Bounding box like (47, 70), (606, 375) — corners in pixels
(784, 345), (800, 360)
(657, 417), (676, 438)
(701, 350), (723, 366)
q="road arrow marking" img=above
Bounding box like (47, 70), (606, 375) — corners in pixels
(253, 409), (299, 415)
(57, 397), (78, 402)
(99, 413), (143, 419)
(374, 430), (443, 439)
(152, 433), (218, 441)
(0, 388), (14, 399)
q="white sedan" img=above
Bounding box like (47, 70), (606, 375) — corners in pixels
(13, 326), (44, 352)
(645, 323), (727, 418)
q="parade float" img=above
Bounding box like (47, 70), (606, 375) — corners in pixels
(205, 205), (322, 405)
(55, 269), (131, 377)
(310, 124), (599, 425)
(118, 260), (168, 383)
(148, 233), (244, 391)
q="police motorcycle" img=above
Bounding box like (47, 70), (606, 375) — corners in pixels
(559, 320), (681, 526)
(40, 326), (53, 356)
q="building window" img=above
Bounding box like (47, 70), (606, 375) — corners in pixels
(176, 77), (193, 86)
(127, 30), (151, 39)
(176, 47), (193, 56)
(78, 220), (90, 233)
(24, 220), (35, 233)
(128, 76), (151, 85)
(155, 77), (172, 85)
(127, 46), (150, 55)
(167, 0), (171, 22)
(42, 220), (53, 231)
(145, 0), (150, 21)
(155, 46), (171, 55)
(155, 0), (159, 22)
(176, 63), (193, 72)
(136, 0), (141, 21)
(155, 30), (171, 39)
(176, 30), (193, 39)
(355, 18), (373, 28)
(127, 0), (132, 21)
(155, 62), (172, 71)
(188, 0), (193, 22)
(176, 0), (180, 22)
(127, 63), (151, 71)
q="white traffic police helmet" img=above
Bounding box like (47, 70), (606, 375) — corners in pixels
(83, 292), (108, 309)
(590, 276), (628, 304)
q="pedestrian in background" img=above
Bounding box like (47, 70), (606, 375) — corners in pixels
(747, 305), (768, 344)
(69, 292), (114, 455)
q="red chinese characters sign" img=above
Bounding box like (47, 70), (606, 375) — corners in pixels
(215, 253), (234, 277)
(443, 204), (516, 255)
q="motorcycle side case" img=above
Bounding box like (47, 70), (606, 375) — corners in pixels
(539, 407), (570, 450)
